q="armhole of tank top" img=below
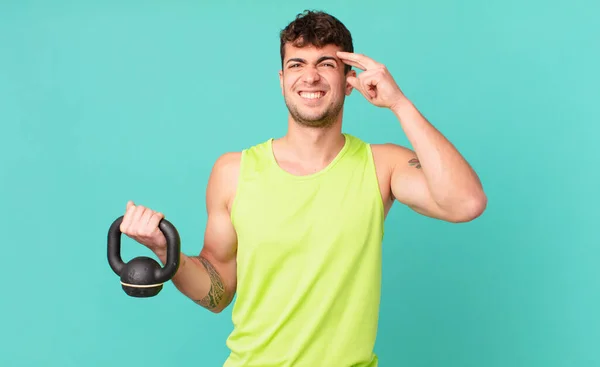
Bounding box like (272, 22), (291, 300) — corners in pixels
(229, 149), (247, 226)
(366, 143), (386, 234)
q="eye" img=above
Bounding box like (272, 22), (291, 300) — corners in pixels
(320, 62), (336, 68)
(288, 63), (301, 69)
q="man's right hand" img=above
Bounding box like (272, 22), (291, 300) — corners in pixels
(120, 200), (167, 254)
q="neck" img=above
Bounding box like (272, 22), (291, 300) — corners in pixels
(276, 117), (345, 167)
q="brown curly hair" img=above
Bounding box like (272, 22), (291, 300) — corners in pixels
(280, 10), (354, 74)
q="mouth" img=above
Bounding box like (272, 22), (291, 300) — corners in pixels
(298, 91), (327, 100)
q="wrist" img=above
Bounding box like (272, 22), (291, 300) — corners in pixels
(389, 96), (413, 116)
(153, 248), (169, 265)
(155, 250), (187, 278)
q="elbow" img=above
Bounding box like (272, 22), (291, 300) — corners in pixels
(201, 293), (234, 314)
(448, 191), (487, 223)
(200, 303), (227, 314)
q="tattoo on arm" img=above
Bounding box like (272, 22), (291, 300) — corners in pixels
(408, 157), (422, 169)
(194, 256), (225, 310)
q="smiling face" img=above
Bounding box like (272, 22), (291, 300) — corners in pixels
(279, 42), (355, 128)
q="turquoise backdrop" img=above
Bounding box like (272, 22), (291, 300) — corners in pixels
(1, 0), (598, 366)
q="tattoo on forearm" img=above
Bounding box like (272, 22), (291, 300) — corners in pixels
(408, 157), (422, 169)
(194, 256), (225, 310)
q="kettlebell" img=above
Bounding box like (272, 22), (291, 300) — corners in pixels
(107, 215), (181, 297)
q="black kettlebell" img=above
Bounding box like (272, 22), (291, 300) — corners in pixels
(107, 215), (180, 297)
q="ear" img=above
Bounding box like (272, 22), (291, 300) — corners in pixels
(279, 70), (284, 96)
(345, 69), (356, 96)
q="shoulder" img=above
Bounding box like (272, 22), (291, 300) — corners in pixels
(342, 134), (411, 159)
(343, 135), (417, 178)
(370, 142), (414, 157)
(213, 151), (243, 172)
(207, 138), (270, 209)
(209, 151), (242, 180)
(370, 142), (416, 170)
(211, 137), (273, 178)
(206, 152), (242, 207)
(343, 133), (413, 157)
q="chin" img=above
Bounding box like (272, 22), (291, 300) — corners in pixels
(285, 96), (343, 128)
(293, 112), (337, 128)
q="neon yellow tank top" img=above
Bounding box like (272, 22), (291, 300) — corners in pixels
(225, 133), (384, 367)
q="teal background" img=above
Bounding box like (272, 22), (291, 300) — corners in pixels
(1, 0), (598, 366)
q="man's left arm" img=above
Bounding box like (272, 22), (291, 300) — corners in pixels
(337, 51), (487, 223)
(386, 100), (486, 222)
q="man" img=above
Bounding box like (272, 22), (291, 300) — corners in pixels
(119, 10), (487, 367)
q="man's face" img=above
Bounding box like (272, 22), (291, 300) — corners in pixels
(279, 42), (355, 128)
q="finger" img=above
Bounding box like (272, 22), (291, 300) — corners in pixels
(349, 74), (378, 100)
(337, 52), (380, 70)
(130, 205), (147, 234)
(347, 76), (368, 98)
(120, 202), (136, 232)
(147, 211), (164, 234)
(338, 57), (367, 71)
(346, 75), (361, 90)
(140, 208), (155, 229)
(364, 77), (378, 99)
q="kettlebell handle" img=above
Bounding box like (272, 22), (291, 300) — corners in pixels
(107, 215), (181, 284)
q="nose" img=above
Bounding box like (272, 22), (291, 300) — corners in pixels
(302, 66), (321, 84)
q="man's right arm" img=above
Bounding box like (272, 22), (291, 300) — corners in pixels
(155, 152), (240, 313)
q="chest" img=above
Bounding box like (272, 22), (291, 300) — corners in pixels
(232, 175), (383, 259)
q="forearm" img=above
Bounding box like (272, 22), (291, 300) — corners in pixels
(391, 98), (486, 212)
(156, 251), (231, 313)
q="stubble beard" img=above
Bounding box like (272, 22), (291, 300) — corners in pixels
(284, 92), (345, 129)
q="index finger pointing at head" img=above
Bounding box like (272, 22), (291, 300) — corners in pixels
(336, 52), (380, 70)
(338, 57), (367, 71)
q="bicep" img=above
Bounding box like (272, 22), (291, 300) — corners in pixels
(391, 165), (447, 219)
(199, 152), (240, 295)
(387, 145), (450, 221)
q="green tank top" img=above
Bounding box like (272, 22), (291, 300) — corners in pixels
(224, 133), (384, 367)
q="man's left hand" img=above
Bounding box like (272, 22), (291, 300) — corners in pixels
(337, 51), (406, 110)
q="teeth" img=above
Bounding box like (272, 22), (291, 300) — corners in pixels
(299, 92), (324, 99)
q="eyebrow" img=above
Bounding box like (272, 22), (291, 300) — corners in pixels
(285, 56), (339, 65)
